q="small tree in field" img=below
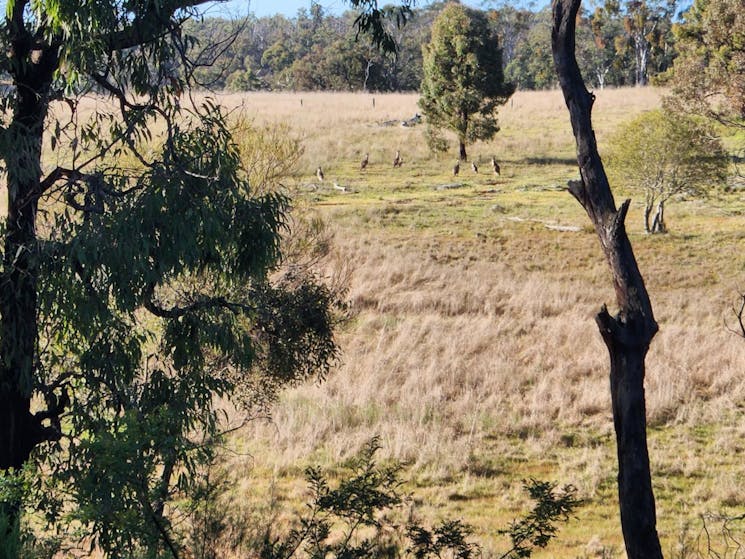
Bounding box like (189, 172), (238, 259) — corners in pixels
(419, 4), (514, 161)
(606, 109), (728, 233)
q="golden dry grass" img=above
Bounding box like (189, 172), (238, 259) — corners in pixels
(211, 87), (745, 558)
(4, 86), (744, 557)
(209, 87), (664, 172)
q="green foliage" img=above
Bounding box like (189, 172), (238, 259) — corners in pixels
(498, 480), (581, 559)
(606, 109), (729, 232)
(407, 521), (477, 559)
(668, 0), (745, 123)
(260, 439), (579, 559)
(31, 103), (339, 557)
(261, 438), (404, 559)
(0, 473), (23, 559)
(612, 0), (678, 86)
(186, 5), (430, 92)
(423, 126), (448, 154)
(180, 2), (681, 93)
(0, 0), (339, 556)
(226, 67), (264, 91)
(419, 3), (514, 160)
(577, 5), (627, 89)
(0, 468), (63, 559)
(504, 9), (555, 90)
(497, 1), (677, 91)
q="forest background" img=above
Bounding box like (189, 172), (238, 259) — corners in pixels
(189, 0), (678, 92)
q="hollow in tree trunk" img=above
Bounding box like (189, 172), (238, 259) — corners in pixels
(551, 1), (664, 558)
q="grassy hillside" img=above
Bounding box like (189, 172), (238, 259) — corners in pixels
(7, 88), (742, 557)
(204, 88), (745, 558)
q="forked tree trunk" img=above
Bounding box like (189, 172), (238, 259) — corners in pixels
(551, 1), (664, 558)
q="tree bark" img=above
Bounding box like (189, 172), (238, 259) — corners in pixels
(644, 203), (653, 233)
(551, 1), (664, 558)
(651, 200), (666, 234)
(459, 140), (467, 161)
(1, 15), (60, 546)
(1, 14), (60, 473)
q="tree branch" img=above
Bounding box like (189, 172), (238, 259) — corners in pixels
(143, 283), (250, 319)
(8, 0), (32, 60)
(101, 0), (218, 53)
(39, 167), (83, 194)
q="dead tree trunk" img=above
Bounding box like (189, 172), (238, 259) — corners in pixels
(551, 1), (664, 558)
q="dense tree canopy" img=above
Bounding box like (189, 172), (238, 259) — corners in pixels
(173, 1), (682, 92)
(185, 5), (436, 92)
(504, 8), (556, 90)
(419, 3), (514, 160)
(667, 0), (745, 123)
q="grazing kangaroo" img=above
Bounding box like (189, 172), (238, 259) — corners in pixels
(491, 156), (501, 176)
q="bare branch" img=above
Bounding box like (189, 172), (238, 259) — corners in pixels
(39, 166), (82, 194)
(725, 292), (745, 338)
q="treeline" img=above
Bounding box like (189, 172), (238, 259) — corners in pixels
(185, 0), (681, 92)
(184, 3), (433, 92)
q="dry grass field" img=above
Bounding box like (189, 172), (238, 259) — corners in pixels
(5, 87), (745, 557)
(206, 88), (745, 558)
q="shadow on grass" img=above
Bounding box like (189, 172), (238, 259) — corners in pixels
(518, 156), (578, 166)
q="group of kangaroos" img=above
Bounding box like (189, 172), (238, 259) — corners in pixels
(315, 151), (501, 184)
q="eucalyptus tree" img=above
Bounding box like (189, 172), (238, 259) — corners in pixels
(620, 0), (678, 85)
(0, 0), (342, 555)
(668, 0), (745, 125)
(504, 8), (556, 90)
(419, 3), (514, 160)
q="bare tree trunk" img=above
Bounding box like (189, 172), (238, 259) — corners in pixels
(363, 58), (373, 93)
(644, 203), (653, 233)
(459, 140), (467, 161)
(551, 1), (664, 558)
(635, 35), (649, 86)
(650, 201), (666, 234)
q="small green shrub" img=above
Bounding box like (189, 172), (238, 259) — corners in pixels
(259, 438), (580, 559)
(605, 109), (729, 233)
